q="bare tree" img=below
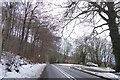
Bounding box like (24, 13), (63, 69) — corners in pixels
(1, 1), (59, 63)
(0, 28), (2, 61)
(63, 0), (120, 72)
(74, 36), (113, 67)
(0, 4), (2, 60)
(74, 36), (94, 65)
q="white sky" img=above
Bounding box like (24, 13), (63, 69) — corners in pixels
(40, 0), (111, 41)
(1, 0), (111, 41)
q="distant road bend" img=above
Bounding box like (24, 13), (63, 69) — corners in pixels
(40, 64), (107, 80)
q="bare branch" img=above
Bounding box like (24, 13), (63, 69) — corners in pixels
(116, 9), (120, 13)
(96, 29), (109, 35)
(66, 19), (77, 39)
(94, 23), (108, 29)
(89, 2), (108, 15)
(115, 7), (120, 11)
(98, 12), (108, 22)
(117, 14), (120, 18)
(95, 18), (102, 24)
(114, 1), (120, 6)
(61, 9), (96, 37)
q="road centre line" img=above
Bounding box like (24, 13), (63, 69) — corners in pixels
(52, 64), (76, 80)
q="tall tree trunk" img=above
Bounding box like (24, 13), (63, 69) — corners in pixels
(0, 26), (2, 61)
(24, 11), (33, 53)
(2, 3), (12, 51)
(107, 2), (120, 72)
(0, 2), (2, 61)
(20, 7), (27, 52)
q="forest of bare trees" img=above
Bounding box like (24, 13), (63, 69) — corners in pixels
(0, 1), (61, 63)
(0, 0), (120, 72)
(73, 36), (113, 67)
(62, 0), (120, 72)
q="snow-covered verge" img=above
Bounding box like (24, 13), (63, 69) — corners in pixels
(74, 66), (118, 79)
(0, 52), (46, 79)
(57, 64), (74, 67)
(57, 63), (120, 80)
(4, 63), (46, 78)
(73, 64), (115, 72)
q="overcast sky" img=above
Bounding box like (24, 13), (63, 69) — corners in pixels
(0, 0), (111, 41)
(42, 0), (111, 41)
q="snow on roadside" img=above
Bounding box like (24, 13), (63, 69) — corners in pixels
(84, 70), (118, 79)
(19, 63), (46, 78)
(57, 63), (74, 67)
(83, 66), (115, 72)
(0, 64), (5, 79)
(73, 64), (119, 79)
(0, 52), (46, 79)
(4, 63), (46, 78)
(73, 64), (115, 72)
(97, 73), (118, 79)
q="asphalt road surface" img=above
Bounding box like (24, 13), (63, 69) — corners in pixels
(40, 64), (107, 80)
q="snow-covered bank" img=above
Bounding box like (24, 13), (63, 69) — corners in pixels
(57, 63), (74, 67)
(73, 64), (115, 72)
(0, 52), (46, 79)
(4, 63), (46, 78)
(0, 63), (5, 79)
(75, 67), (118, 79)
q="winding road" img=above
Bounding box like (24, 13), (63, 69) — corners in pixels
(40, 64), (107, 80)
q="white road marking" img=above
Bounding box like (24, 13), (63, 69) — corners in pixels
(52, 64), (77, 80)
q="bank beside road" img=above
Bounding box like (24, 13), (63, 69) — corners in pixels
(0, 52), (47, 79)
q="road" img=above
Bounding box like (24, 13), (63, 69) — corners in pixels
(40, 64), (107, 80)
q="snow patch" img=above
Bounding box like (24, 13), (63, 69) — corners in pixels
(73, 64), (119, 79)
(0, 51), (46, 79)
(0, 64), (5, 79)
(97, 73), (118, 79)
(57, 63), (74, 67)
(4, 63), (46, 78)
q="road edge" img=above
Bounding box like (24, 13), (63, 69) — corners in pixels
(39, 64), (47, 78)
(72, 66), (118, 80)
